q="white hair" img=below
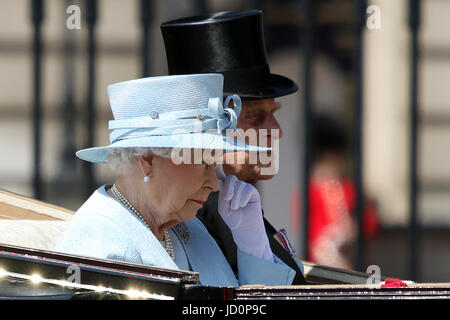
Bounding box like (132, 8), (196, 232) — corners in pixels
(107, 147), (172, 173)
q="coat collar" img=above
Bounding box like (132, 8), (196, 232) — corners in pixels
(171, 219), (238, 287)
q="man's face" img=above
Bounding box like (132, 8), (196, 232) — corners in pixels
(222, 98), (284, 185)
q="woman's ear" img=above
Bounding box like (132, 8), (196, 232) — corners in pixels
(137, 154), (154, 177)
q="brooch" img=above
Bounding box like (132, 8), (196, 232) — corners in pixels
(150, 111), (159, 119)
(173, 222), (190, 243)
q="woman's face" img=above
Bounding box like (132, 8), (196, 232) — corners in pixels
(150, 154), (219, 227)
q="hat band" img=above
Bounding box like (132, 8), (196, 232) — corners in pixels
(221, 64), (271, 93)
(109, 95), (243, 144)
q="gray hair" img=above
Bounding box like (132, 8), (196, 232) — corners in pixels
(107, 147), (172, 173)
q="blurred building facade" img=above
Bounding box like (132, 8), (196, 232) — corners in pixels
(0, 0), (449, 281)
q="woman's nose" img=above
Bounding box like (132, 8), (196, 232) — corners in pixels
(205, 164), (220, 192)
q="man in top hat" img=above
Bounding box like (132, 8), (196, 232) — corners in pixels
(161, 10), (306, 284)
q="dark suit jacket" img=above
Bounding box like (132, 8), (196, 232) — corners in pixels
(196, 192), (306, 285)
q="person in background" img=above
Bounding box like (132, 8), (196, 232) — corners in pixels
(308, 114), (379, 269)
(161, 10), (306, 284)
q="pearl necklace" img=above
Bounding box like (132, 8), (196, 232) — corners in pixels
(110, 184), (175, 260)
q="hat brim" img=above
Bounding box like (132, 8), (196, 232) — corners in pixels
(76, 132), (270, 164)
(224, 73), (299, 100)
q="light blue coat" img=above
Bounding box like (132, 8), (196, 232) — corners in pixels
(54, 186), (296, 287)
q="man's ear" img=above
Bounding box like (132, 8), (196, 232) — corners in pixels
(137, 154), (154, 177)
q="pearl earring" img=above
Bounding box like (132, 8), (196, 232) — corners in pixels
(144, 174), (152, 183)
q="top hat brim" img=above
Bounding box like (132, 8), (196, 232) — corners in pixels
(161, 10), (299, 101)
(224, 73), (299, 100)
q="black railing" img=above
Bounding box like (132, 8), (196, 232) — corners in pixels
(408, 0), (421, 282)
(59, 1), (77, 180)
(140, 0), (153, 78)
(84, 0), (98, 197)
(299, 0), (314, 261)
(31, 0), (44, 201)
(353, 0), (367, 272)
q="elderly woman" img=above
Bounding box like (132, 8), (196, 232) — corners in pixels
(55, 74), (296, 287)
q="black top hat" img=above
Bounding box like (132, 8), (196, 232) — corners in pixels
(160, 10), (299, 99)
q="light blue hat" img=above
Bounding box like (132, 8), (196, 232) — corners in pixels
(76, 73), (269, 163)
